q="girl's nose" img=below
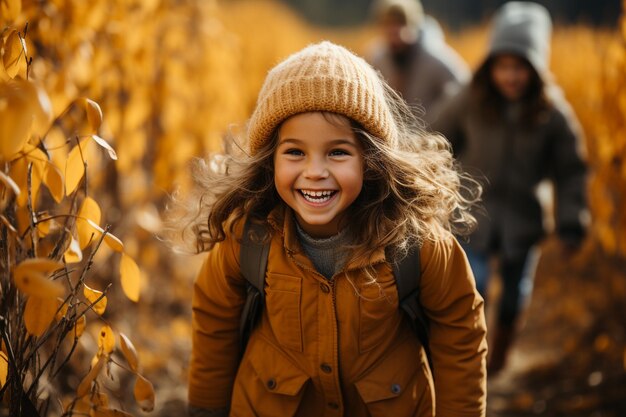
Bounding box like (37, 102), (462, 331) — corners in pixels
(304, 158), (329, 179)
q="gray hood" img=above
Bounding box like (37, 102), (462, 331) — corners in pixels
(486, 2), (552, 75)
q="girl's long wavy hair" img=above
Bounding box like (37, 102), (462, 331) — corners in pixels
(164, 81), (481, 279)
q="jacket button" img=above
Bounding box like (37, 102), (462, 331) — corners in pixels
(266, 378), (276, 390)
(391, 383), (401, 394)
(320, 283), (330, 293)
(320, 363), (332, 373)
(327, 402), (339, 409)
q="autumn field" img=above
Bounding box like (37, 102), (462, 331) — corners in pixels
(1, 0), (625, 416)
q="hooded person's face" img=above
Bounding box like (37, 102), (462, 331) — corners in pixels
(489, 54), (533, 101)
(380, 11), (417, 53)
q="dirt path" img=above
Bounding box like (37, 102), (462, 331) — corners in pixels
(485, 237), (626, 416)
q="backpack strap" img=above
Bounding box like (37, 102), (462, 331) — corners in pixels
(239, 219), (270, 353)
(389, 246), (434, 373)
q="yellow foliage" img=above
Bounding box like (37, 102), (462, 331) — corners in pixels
(77, 196), (102, 246)
(97, 325), (115, 356)
(24, 296), (58, 337)
(134, 374), (155, 412)
(63, 236), (83, 263)
(84, 284), (107, 315)
(0, 350), (8, 387)
(2, 0), (626, 413)
(2, 29), (27, 78)
(120, 253), (141, 302)
(120, 333), (139, 372)
(44, 162), (64, 203)
(0, 79), (49, 160)
(64, 138), (90, 195)
(13, 258), (64, 298)
(83, 97), (103, 132)
(77, 355), (106, 398)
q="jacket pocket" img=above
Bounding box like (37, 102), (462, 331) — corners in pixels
(232, 337), (310, 417)
(354, 338), (434, 417)
(265, 273), (303, 351)
(358, 276), (399, 353)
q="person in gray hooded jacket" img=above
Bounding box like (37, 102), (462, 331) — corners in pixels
(432, 2), (588, 375)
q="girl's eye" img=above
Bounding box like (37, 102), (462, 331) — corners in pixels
(284, 148), (304, 156)
(329, 149), (350, 156)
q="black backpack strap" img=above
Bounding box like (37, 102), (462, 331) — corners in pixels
(239, 219), (270, 353)
(389, 245), (434, 373)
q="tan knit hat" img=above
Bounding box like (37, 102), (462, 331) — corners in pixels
(247, 41), (397, 155)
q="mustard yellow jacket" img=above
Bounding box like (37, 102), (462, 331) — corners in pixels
(189, 207), (487, 417)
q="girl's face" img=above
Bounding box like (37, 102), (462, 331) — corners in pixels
(490, 53), (533, 101)
(274, 112), (364, 238)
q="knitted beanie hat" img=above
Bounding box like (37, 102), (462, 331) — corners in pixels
(247, 41), (397, 155)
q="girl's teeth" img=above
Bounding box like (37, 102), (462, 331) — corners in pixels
(301, 190), (334, 202)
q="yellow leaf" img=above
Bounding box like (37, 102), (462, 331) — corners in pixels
(30, 85), (53, 138)
(36, 217), (50, 238)
(15, 204), (29, 235)
(97, 325), (115, 355)
(14, 145), (46, 207)
(91, 135), (117, 160)
(77, 355), (105, 398)
(22, 142), (48, 164)
(55, 299), (68, 322)
(0, 0), (22, 22)
(74, 315), (87, 339)
(44, 163), (64, 203)
(83, 219), (124, 252)
(119, 333), (139, 372)
(0, 79), (39, 160)
(79, 196), (102, 223)
(2, 29), (26, 79)
(133, 374), (155, 412)
(104, 232), (124, 252)
(0, 171), (20, 196)
(13, 258), (64, 298)
(84, 284), (107, 315)
(77, 197), (102, 248)
(8, 157), (27, 206)
(83, 98), (103, 132)
(65, 139), (90, 196)
(0, 351), (8, 387)
(120, 253), (140, 302)
(64, 236), (83, 264)
(24, 296), (57, 337)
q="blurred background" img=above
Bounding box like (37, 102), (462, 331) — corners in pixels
(1, 0), (625, 416)
(286, 0), (622, 27)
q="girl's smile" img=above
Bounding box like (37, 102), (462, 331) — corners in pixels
(299, 189), (338, 204)
(274, 112), (364, 238)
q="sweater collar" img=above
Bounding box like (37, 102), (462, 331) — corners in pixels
(266, 205), (387, 271)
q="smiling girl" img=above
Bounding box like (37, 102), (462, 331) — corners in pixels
(173, 41), (487, 417)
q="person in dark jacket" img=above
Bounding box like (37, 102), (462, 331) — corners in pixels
(368, 0), (469, 122)
(432, 1), (588, 375)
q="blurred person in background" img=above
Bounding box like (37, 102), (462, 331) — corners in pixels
(368, 0), (470, 122)
(432, 1), (588, 375)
